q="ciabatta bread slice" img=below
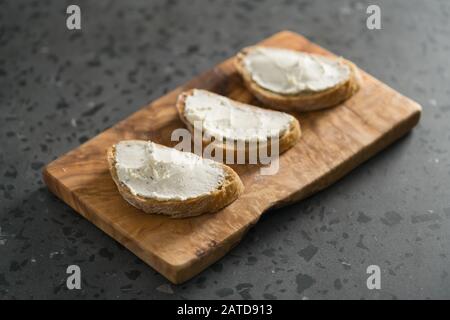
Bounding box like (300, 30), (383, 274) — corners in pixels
(235, 46), (361, 112)
(176, 89), (301, 162)
(107, 140), (243, 218)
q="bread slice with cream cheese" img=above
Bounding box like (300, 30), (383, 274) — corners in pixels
(107, 140), (244, 218)
(176, 89), (301, 162)
(235, 46), (360, 112)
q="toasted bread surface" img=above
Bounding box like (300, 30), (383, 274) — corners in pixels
(176, 89), (301, 162)
(234, 46), (361, 112)
(107, 142), (244, 218)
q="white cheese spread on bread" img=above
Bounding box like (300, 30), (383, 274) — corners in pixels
(183, 89), (295, 142)
(243, 47), (350, 94)
(115, 140), (225, 201)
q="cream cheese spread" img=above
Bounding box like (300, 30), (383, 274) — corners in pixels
(183, 89), (295, 142)
(243, 47), (351, 94)
(115, 140), (225, 201)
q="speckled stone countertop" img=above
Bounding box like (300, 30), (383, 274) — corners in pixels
(1, 0), (449, 300)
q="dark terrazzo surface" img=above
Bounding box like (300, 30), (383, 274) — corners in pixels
(1, 0), (450, 299)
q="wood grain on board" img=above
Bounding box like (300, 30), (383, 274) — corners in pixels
(43, 31), (422, 284)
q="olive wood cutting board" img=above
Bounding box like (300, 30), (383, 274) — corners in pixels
(43, 31), (422, 284)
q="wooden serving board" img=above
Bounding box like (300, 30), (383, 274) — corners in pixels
(43, 31), (421, 284)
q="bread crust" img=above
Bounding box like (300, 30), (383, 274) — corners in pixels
(176, 89), (301, 162)
(107, 142), (244, 218)
(234, 46), (361, 112)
